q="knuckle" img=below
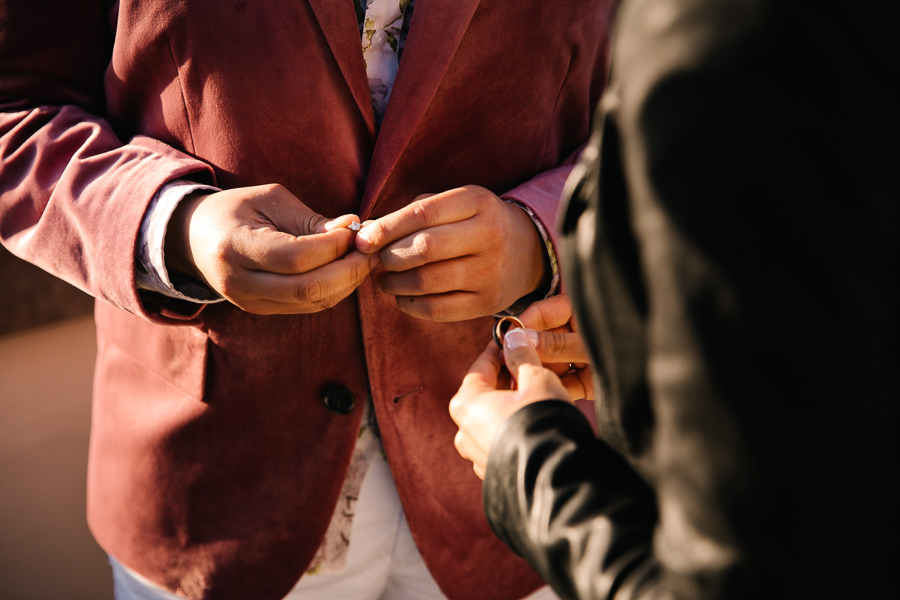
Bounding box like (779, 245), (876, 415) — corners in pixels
(410, 200), (433, 229)
(294, 277), (326, 307)
(425, 300), (453, 322)
(463, 185), (488, 207)
(397, 266), (438, 297)
(411, 266), (436, 290)
(410, 232), (432, 257)
(478, 222), (504, 251)
(404, 297), (448, 322)
(543, 331), (569, 357)
(425, 307), (444, 321)
(348, 261), (368, 286)
(210, 238), (234, 265)
(448, 396), (462, 420)
(262, 182), (287, 196)
(453, 430), (467, 453)
(299, 211), (324, 236)
(216, 271), (241, 300)
(415, 301), (439, 321)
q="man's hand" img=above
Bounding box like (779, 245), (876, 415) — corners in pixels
(517, 295), (594, 401)
(450, 330), (571, 479)
(355, 186), (547, 321)
(165, 184), (377, 314)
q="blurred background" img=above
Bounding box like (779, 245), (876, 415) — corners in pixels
(0, 246), (113, 599)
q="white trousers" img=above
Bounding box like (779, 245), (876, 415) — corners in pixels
(111, 452), (558, 600)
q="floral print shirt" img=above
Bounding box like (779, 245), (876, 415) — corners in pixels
(358, 0), (415, 126)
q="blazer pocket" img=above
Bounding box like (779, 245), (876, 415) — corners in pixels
(94, 302), (209, 401)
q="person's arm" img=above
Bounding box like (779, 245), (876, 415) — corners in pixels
(353, 161), (581, 323)
(451, 328), (660, 600)
(0, 1), (376, 321)
(479, 0), (900, 597)
(136, 181), (224, 303)
(471, 0), (776, 594)
(499, 165), (572, 314)
(354, 184), (553, 321)
(0, 0), (216, 320)
(484, 401), (659, 600)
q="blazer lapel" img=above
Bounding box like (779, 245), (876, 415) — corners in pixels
(360, 0), (482, 218)
(307, 0), (374, 129)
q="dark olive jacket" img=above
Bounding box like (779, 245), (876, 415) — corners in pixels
(484, 0), (900, 598)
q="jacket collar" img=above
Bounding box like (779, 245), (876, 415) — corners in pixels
(308, 0), (483, 216)
(307, 0), (373, 121)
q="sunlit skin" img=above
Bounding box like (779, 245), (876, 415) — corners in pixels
(166, 184), (377, 315)
(166, 184), (548, 323)
(450, 295), (594, 479)
(355, 186), (547, 322)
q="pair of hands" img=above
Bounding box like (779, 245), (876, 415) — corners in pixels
(166, 183), (588, 479)
(450, 295), (594, 479)
(165, 183), (547, 321)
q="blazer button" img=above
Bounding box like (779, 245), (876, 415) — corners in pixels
(322, 386), (355, 415)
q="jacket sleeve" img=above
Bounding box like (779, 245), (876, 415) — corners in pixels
(499, 163), (577, 309)
(0, 0), (214, 321)
(501, 162), (577, 252)
(484, 401), (660, 600)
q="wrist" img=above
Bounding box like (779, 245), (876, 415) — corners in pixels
(504, 200), (559, 314)
(164, 190), (213, 283)
(513, 205), (547, 293)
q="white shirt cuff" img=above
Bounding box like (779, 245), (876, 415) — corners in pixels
(137, 180), (224, 303)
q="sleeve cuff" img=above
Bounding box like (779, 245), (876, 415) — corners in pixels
(136, 180), (224, 304)
(483, 400), (593, 551)
(501, 200), (561, 315)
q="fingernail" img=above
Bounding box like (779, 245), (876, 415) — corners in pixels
(504, 328), (538, 350)
(356, 227), (372, 243)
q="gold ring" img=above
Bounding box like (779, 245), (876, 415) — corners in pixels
(493, 316), (525, 348)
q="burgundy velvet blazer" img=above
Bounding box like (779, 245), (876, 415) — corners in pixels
(0, 1), (614, 598)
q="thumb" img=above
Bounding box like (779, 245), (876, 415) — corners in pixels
(502, 328), (541, 381)
(321, 214), (363, 234)
(299, 211), (338, 235)
(503, 327), (572, 403)
(253, 184), (329, 237)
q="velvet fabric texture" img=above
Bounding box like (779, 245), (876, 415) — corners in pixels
(0, 1), (615, 599)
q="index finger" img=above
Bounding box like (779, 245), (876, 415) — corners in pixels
(355, 189), (478, 253)
(239, 227), (357, 275)
(225, 250), (378, 314)
(534, 330), (591, 367)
